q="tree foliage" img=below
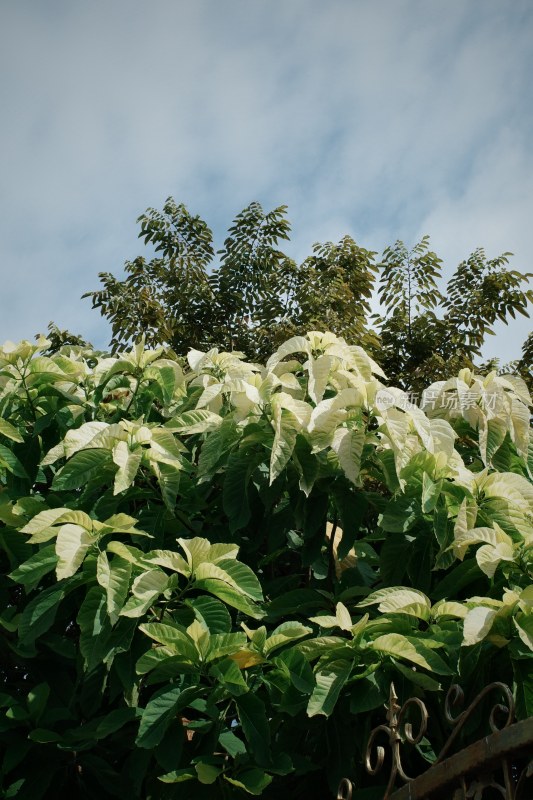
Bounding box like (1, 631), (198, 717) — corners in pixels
(84, 198), (532, 390)
(1, 332), (532, 798)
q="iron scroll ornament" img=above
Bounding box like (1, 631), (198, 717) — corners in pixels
(337, 681), (518, 799)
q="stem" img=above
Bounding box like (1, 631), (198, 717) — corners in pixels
(20, 371), (37, 424)
(125, 373), (143, 414)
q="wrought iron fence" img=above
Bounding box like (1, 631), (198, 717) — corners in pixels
(337, 682), (533, 800)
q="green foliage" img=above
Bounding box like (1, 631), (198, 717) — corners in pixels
(40, 322), (92, 357)
(84, 198), (532, 390)
(1, 332), (532, 798)
(82, 199), (383, 359)
(376, 239), (533, 392)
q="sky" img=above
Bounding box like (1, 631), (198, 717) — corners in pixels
(1, 0), (532, 364)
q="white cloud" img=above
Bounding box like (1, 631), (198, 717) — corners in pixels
(0, 0), (531, 362)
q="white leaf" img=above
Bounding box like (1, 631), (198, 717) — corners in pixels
(475, 542), (515, 578)
(266, 336), (311, 369)
(307, 355), (335, 404)
(331, 427), (365, 485)
(335, 602), (353, 631)
(112, 441), (142, 494)
(462, 606), (498, 646)
(56, 523), (92, 580)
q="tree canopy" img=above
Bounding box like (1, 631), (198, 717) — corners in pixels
(84, 198), (533, 391)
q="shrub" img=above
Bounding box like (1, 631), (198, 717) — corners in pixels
(1, 332), (532, 798)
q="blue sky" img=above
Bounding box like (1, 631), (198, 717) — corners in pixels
(1, 0), (532, 363)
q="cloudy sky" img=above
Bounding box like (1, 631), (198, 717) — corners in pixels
(1, 0), (532, 362)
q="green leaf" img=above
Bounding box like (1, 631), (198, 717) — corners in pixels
(135, 647), (195, 676)
(0, 443), (29, 478)
(178, 536), (210, 570)
(422, 473), (440, 513)
(136, 685), (199, 749)
(26, 682), (50, 723)
(217, 558), (264, 601)
(198, 419), (240, 479)
(132, 568), (168, 600)
(120, 569), (168, 617)
(145, 548), (190, 576)
(20, 507), (93, 536)
(210, 657), (249, 696)
(433, 499), (450, 546)
(432, 560), (482, 602)
(266, 589), (326, 619)
(308, 659), (352, 717)
(379, 495), (419, 533)
(514, 615), (533, 652)
(379, 533), (410, 585)
(52, 449), (112, 490)
(349, 674), (384, 713)
(273, 648), (314, 693)
(236, 693), (271, 767)
(97, 552), (132, 625)
(18, 583), (66, 646)
(107, 540), (150, 567)
(139, 623), (199, 663)
(206, 632), (248, 661)
(148, 364), (178, 405)
(77, 586), (112, 671)
(223, 450), (260, 532)
(484, 417), (508, 466)
(158, 768), (196, 784)
(136, 685), (182, 749)
(201, 582), (264, 617)
(154, 461), (181, 511)
(264, 621), (312, 656)
(195, 762), (222, 784)
(393, 661), (440, 691)
(94, 707), (139, 740)
(194, 559), (263, 602)
(9, 545), (58, 591)
(0, 419), (24, 442)
(218, 730), (247, 758)
(186, 595), (232, 634)
(358, 587), (431, 619)
(225, 768), (273, 795)
(371, 633), (452, 674)
(27, 356), (68, 383)
(292, 434), (319, 496)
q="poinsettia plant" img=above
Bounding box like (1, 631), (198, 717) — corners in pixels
(1, 332), (531, 799)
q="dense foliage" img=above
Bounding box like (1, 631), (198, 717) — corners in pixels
(84, 198), (533, 390)
(1, 332), (532, 799)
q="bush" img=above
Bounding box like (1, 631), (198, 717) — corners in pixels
(1, 332), (532, 799)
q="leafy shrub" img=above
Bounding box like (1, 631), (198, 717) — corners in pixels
(0, 332), (532, 799)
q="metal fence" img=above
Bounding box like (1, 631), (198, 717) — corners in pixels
(337, 682), (533, 800)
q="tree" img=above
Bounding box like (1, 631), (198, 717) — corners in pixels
(375, 239), (533, 392)
(84, 198), (532, 389)
(41, 321), (92, 355)
(83, 199), (381, 358)
(1, 331), (532, 798)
